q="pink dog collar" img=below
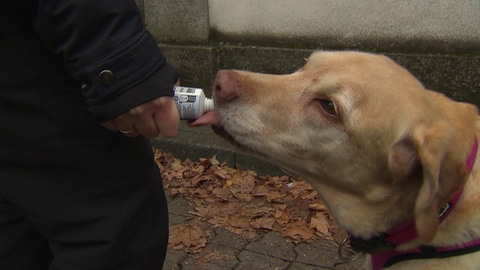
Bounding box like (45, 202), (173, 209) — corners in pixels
(350, 137), (479, 269)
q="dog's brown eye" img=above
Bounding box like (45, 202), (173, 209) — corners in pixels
(318, 99), (336, 115)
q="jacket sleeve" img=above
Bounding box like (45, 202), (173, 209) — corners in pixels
(33, 0), (179, 122)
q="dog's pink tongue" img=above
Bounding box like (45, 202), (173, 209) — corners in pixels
(188, 111), (221, 127)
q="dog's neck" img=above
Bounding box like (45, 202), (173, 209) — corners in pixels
(347, 136), (479, 269)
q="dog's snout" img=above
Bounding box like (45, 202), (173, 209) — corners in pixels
(214, 70), (239, 104)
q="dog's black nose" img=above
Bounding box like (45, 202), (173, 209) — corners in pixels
(214, 70), (239, 104)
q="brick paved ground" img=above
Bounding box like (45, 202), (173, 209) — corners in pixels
(163, 190), (365, 270)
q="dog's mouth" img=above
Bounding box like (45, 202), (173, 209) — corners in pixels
(211, 125), (246, 149)
(192, 111), (263, 155)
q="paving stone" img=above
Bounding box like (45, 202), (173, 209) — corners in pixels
(333, 257), (365, 270)
(168, 213), (190, 226)
(163, 249), (185, 270)
(245, 231), (296, 261)
(294, 239), (341, 268)
(167, 195), (194, 217)
(164, 189), (174, 202)
(288, 262), (332, 270)
(178, 255), (197, 270)
(209, 227), (250, 250)
(236, 250), (291, 270)
(178, 244), (240, 270)
(200, 244), (241, 269)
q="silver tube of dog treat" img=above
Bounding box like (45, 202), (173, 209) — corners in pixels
(173, 86), (214, 120)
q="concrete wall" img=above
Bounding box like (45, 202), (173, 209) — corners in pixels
(143, 0), (209, 44)
(137, 0), (479, 103)
(141, 0), (480, 51)
(137, 0), (480, 173)
(208, 0), (480, 53)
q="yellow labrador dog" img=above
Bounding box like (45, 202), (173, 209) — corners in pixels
(191, 51), (480, 269)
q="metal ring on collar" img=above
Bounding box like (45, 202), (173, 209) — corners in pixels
(338, 234), (364, 263)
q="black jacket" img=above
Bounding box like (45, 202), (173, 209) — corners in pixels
(0, 0), (178, 181)
(1, 0), (178, 122)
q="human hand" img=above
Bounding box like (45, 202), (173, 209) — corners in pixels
(101, 96), (180, 139)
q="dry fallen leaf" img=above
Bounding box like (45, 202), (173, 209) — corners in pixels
(310, 212), (331, 237)
(169, 222), (209, 253)
(282, 219), (316, 243)
(251, 216), (276, 230)
(154, 149), (344, 253)
(309, 201), (329, 212)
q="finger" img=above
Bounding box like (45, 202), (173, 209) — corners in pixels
(154, 97), (179, 138)
(114, 118), (139, 137)
(117, 125), (139, 137)
(120, 130), (140, 137)
(101, 120), (118, 131)
(134, 115), (160, 139)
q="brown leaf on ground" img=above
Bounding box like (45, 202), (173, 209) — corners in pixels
(266, 191), (285, 203)
(251, 216), (276, 230)
(168, 222), (209, 254)
(275, 205), (292, 225)
(310, 212), (331, 237)
(282, 219), (316, 243)
(155, 149), (345, 253)
(229, 174), (256, 202)
(309, 201), (329, 212)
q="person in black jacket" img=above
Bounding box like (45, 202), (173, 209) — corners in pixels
(0, 1), (179, 269)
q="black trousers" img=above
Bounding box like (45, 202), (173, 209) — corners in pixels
(0, 158), (169, 270)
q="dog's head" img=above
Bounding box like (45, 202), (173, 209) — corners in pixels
(201, 51), (478, 242)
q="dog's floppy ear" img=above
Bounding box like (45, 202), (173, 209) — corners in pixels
(411, 123), (460, 243)
(389, 122), (469, 243)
